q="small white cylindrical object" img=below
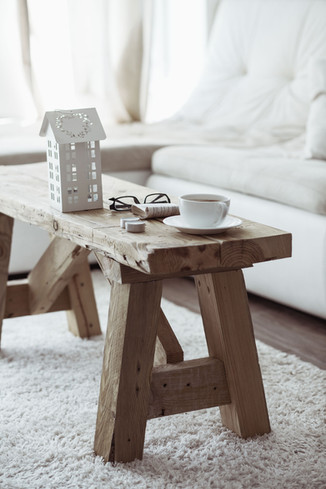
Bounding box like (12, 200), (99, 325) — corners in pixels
(120, 217), (140, 229)
(126, 221), (146, 233)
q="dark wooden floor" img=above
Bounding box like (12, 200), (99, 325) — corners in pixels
(162, 277), (326, 370)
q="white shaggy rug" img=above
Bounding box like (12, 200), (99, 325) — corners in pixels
(0, 270), (325, 489)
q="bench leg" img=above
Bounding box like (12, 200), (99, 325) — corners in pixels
(66, 260), (102, 338)
(154, 309), (184, 366)
(94, 280), (162, 463)
(28, 236), (90, 314)
(27, 236), (101, 337)
(0, 214), (13, 349)
(195, 270), (271, 438)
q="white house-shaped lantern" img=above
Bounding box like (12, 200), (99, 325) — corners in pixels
(40, 108), (106, 212)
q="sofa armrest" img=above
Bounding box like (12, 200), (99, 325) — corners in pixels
(100, 144), (164, 173)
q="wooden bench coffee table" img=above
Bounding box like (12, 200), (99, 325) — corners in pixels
(0, 163), (291, 463)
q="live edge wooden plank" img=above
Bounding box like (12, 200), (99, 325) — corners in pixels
(0, 164), (292, 278)
(92, 219), (291, 276)
(148, 357), (231, 419)
(95, 252), (243, 283)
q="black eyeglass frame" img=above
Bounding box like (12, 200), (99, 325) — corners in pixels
(109, 192), (171, 211)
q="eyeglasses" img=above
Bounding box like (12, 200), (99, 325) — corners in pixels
(109, 192), (171, 211)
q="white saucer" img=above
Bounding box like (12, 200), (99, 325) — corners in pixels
(163, 215), (242, 235)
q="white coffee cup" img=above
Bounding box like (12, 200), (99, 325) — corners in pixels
(179, 193), (230, 228)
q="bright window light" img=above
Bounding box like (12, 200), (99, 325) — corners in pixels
(145, 0), (207, 122)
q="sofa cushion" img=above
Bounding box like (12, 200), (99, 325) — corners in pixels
(174, 0), (326, 146)
(151, 145), (326, 215)
(305, 59), (326, 160)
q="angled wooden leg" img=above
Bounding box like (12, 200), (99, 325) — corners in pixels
(94, 280), (162, 463)
(0, 214), (13, 348)
(195, 270), (270, 438)
(28, 236), (90, 314)
(27, 236), (100, 337)
(66, 260), (101, 338)
(154, 309), (184, 366)
(154, 335), (168, 366)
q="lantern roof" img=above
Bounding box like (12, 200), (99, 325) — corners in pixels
(40, 108), (106, 144)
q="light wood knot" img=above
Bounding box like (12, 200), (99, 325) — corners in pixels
(52, 220), (59, 231)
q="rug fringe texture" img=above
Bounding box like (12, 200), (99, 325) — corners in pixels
(0, 271), (325, 489)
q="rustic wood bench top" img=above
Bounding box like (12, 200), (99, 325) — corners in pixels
(0, 163), (291, 276)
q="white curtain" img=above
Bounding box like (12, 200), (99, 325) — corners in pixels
(143, 0), (208, 122)
(25, 0), (141, 125)
(0, 0), (37, 122)
(0, 0), (213, 126)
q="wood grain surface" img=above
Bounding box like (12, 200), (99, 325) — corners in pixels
(0, 163), (291, 276)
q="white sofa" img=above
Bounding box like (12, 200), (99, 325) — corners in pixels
(3, 0), (326, 320)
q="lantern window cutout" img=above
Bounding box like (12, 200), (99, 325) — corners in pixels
(39, 108), (106, 212)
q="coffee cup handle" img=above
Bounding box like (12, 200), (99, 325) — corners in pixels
(220, 202), (228, 220)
